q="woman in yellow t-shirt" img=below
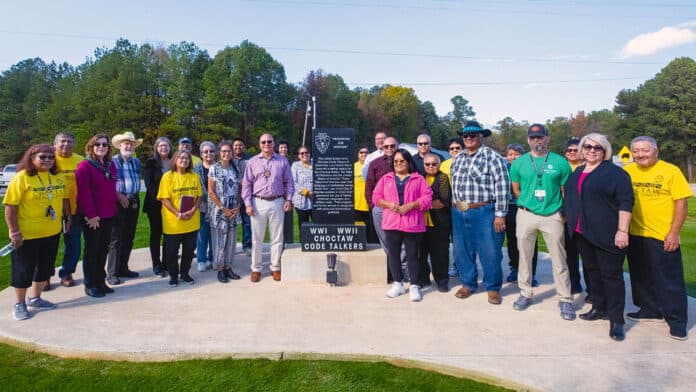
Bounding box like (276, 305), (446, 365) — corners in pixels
(157, 150), (202, 287)
(3, 144), (69, 321)
(354, 146), (377, 243)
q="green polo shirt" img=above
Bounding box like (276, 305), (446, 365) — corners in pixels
(510, 152), (570, 216)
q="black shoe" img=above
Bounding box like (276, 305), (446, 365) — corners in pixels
(159, 267), (168, 277)
(224, 269), (241, 280)
(626, 309), (663, 322)
(584, 295), (592, 304)
(579, 308), (608, 321)
(217, 271), (229, 283)
(437, 281), (449, 293)
(84, 287), (105, 298)
(669, 327), (688, 341)
(169, 279), (178, 287)
(610, 322), (625, 341)
(181, 275), (195, 285)
(99, 284), (115, 294)
(419, 280), (432, 288)
(106, 276), (121, 285)
(116, 270), (139, 278)
(153, 266), (162, 276)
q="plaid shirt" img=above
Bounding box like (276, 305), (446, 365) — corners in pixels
(450, 145), (510, 217)
(113, 155), (141, 195)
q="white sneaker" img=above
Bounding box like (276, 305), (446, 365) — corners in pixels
(197, 262), (206, 272)
(386, 282), (406, 298)
(410, 285), (422, 302)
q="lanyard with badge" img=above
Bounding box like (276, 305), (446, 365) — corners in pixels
(530, 153), (549, 202)
(36, 172), (56, 220)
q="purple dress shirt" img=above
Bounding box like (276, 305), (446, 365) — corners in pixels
(242, 152), (294, 206)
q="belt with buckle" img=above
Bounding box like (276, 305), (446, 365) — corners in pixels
(454, 200), (493, 212)
(254, 195), (282, 201)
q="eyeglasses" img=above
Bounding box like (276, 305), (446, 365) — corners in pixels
(449, 146), (462, 151)
(583, 144), (604, 152)
(202, 150), (216, 154)
(299, 152), (309, 155)
(417, 142), (430, 146)
(260, 140), (273, 145)
(94, 142), (109, 148)
(529, 136), (544, 141)
(37, 155), (55, 161)
(383, 144), (396, 150)
(393, 159), (406, 164)
(462, 134), (481, 139)
(565, 148), (578, 153)
(424, 162), (438, 167)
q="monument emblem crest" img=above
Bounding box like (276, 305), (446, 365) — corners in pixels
(314, 132), (331, 154)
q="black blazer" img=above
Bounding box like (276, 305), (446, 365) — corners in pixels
(564, 160), (633, 254)
(429, 171), (452, 231)
(143, 157), (166, 214)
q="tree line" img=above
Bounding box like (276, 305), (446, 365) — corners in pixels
(1, 39), (694, 180)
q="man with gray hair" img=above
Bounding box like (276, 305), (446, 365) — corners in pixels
(54, 132), (83, 288)
(624, 135), (693, 340)
(413, 133), (444, 176)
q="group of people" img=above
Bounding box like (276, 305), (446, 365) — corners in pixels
(3, 131), (296, 321)
(356, 122), (692, 342)
(3, 125), (692, 343)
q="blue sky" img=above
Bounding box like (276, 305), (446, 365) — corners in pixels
(2, 0), (695, 127)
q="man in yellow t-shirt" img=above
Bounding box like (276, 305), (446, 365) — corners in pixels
(54, 132), (84, 287)
(624, 136), (693, 341)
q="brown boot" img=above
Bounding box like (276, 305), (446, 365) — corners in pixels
(487, 291), (502, 305)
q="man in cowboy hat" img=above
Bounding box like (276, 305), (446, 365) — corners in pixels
(106, 131), (143, 285)
(450, 121), (510, 305)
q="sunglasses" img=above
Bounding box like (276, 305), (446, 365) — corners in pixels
(529, 136), (544, 141)
(565, 148), (578, 153)
(37, 155), (55, 161)
(260, 140), (273, 145)
(383, 144), (396, 149)
(424, 162), (438, 167)
(417, 142), (430, 146)
(462, 134), (480, 139)
(583, 144), (604, 152)
(202, 150), (216, 154)
(94, 142), (109, 148)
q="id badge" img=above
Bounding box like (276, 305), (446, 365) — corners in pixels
(47, 205), (56, 221)
(534, 189), (546, 202)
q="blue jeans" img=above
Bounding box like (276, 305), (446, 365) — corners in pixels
(59, 214), (82, 278)
(240, 202), (251, 250)
(196, 212), (213, 264)
(452, 204), (504, 292)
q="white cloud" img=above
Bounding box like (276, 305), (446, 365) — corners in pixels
(618, 24), (696, 58)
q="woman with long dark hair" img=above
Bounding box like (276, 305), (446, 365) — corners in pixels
(76, 134), (118, 297)
(157, 150), (202, 287)
(3, 144), (69, 319)
(143, 136), (173, 277)
(372, 148), (432, 302)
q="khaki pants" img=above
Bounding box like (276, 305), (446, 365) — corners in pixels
(250, 197), (284, 273)
(516, 209), (571, 302)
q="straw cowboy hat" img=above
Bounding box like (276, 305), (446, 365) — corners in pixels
(111, 131), (143, 149)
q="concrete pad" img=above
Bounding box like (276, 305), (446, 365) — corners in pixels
(282, 244), (387, 285)
(1, 247), (695, 391)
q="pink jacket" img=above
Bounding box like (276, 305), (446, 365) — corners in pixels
(372, 172), (432, 233)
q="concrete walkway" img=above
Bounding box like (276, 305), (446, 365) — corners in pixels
(1, 245), (695, 391)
